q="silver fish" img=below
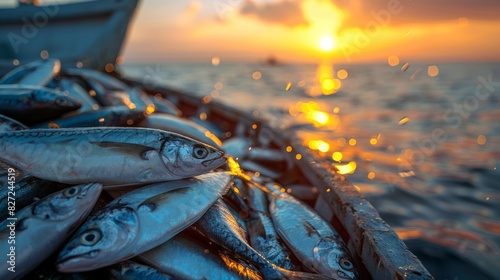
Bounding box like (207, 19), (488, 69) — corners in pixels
(0, 127), (226, 185)
(194, 199), (328, 280)
(65, 68), (155, 112)
(139, 234), (262, 280)
(34, 260), (173, 280)
(269, 190), (359, 280)
(149, 94), (181, 116)
(0, 85), (82, 124)
(0, 183), (102, 280)
(32, 106), (147, 129)
(56, 172), (232, 272)
(0, 59), (60, 86)
(0, 114), (28, 132)
(0, 176), (69, 221)
(104, 261), (174, 280)
(245, 185), (296, 270)
(139, 113), (222, 148)
(58, 77), (101, 113)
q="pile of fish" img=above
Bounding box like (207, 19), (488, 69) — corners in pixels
(0, 59), (359, 280)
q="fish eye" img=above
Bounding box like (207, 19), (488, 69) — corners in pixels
(80, 229), (102, 246)
(339, 257), (354, 270)
(55, 98), (68, 106)
(193, 144), (208, 159)
(63, 186), (80, 197)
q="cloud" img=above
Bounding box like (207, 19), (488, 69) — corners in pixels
(333, 0), (500, 26)
(239, 0), (308, 27)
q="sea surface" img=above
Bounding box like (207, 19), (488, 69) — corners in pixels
(121, 62), (500, 280)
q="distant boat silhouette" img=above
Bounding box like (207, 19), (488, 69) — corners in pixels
(265, 56), (278, 66)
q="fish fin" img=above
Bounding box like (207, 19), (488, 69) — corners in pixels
(138, 187), (192, 211)
(91, 142), (156, 159)
(0, 161), (28, 179)
(302, 219), (321, 238)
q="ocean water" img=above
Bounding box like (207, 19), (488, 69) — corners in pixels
(121, 62), (500, 280)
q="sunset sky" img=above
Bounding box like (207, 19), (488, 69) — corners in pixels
(122, 0), (500, 64)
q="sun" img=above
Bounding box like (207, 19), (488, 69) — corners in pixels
(319, 35), (335, 51)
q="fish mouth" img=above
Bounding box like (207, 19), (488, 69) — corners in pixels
(337, 270), (355, 280)
(56, 250), (100, 272)
(202, 152), (227, 167)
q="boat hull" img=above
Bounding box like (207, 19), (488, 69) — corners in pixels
(0, 0), (139, 75)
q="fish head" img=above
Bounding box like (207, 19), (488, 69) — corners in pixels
(56, 206), (139, 272)
(37, 89), (82, 110)
(53, 94), (82, 110)
(161, 135), (227, 177)
(32, 183), (102, 221)
(313, 237), (359, 280)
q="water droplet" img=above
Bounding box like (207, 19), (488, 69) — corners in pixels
(398, 117), (409, 125)
(401, 63), (410, 72)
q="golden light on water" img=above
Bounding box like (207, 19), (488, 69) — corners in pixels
(252, 71), (262, 80)
(311, 64), (342, 96)
(318, 142), (330, 152)
(333, 107), (340, 113)
(307, 110), (330, 126)
(370, 138), (378, 145)
(215, 82), (224, 90)
(477, 135), (487, 145)
(211, 56), (220, 66)
(286, 82), (292, 91)
(309, 140), (330, 152)
(428, 65), (439, 77)
(332, 151), (342, 161)
(319, 35), (335, 51)
(388, 55), (400, 66)
(349, 138), (357, 146)
(335, 161), (357, 174)
(321, 79), (335, 94)
(337, 69), (348, 79)
(368, 172), (376, 179)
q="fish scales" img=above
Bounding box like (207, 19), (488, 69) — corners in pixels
(0, 127), (226, 185)
(139, 234), (262, 280)
(0, 183), (102, 280)
(270, 192), (359, 280)
(56, 172), (232, 272)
